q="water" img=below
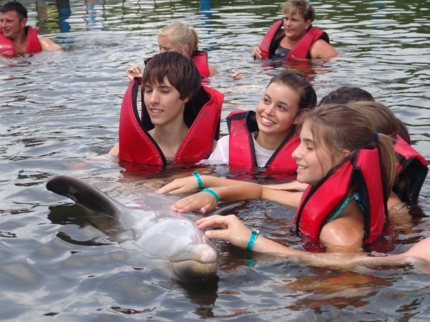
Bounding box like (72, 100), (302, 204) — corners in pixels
(1, 0), (430, 320)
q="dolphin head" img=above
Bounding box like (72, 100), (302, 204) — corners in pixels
(132, 215), (218, 282)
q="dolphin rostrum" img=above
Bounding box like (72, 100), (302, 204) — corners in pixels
(46, 175), (242, 282)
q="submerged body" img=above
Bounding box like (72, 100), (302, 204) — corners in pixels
(46, 175), (238, 282)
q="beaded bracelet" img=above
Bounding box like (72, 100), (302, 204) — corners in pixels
(201, 188), (219, 202)
(193, 170), (204, 189)
(246, 229), (259, 251)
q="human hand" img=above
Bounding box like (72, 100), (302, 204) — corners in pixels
(231, 71), (245, 80)
(126, 65), (143, 80)
(196, 214), (251, 249)
(170, 190), (218, 213)
(251, 46), (262, 59)
(156, 176), (198, 194)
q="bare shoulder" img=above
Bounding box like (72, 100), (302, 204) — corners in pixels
(39, 37), (62, 51)
(319, 201), (365, 253)
(320, 218), (364, 252)
(309, 39), (338, 59)
(209, 64), (218, 75)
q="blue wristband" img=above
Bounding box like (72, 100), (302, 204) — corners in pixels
(246, 229), (259, 251)
(193, 170), (204, 189)
(201, 188), (219, 202)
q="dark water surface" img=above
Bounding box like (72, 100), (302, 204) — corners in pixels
(2, 0), (430, 320)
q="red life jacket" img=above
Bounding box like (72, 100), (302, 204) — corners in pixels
(118, 78), (223, 166)
(258, 20), (329, 59)
(0, 26), (42, 56)
(226, 110), (299, 176)
(191, 50), (210, 78)
(394, 135), (428, 203)
(294, 147), (386, 245)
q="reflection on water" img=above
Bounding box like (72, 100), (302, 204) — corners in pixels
(1, 0), (430, 320)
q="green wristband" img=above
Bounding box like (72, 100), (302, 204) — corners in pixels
(201, 188), (219, 202)
(193, 170), (204, 189)
(246, 229), (259, 251)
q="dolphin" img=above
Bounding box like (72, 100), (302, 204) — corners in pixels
(46, 175), (241, 282)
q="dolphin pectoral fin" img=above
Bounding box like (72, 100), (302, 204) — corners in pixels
(46, 175), (138, 230)
(206, 201), (244, 216)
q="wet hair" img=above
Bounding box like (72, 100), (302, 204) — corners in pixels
(281, 0), (315, 22)
(0, 1), (27, 20)
(142, 51), (201, 102)
(318, 87), (374, 106)
(347, 101), (397, 139)
(301, 104), (397, 211)
(267, 72), (317, 113)
(158, 22), (199, 56)
(396, 119), (411, 144)
(343, 101), (413, 202)
(319, 88), (411, 143)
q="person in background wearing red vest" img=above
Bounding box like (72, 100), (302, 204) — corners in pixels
(251, 0), (337, 60)
(109, 52), (223, 166)
(0, 1), (61, 56)
(126, 22), (243, 80)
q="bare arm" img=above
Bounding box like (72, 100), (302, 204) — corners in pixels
(169, 181), (266, 213)
(197, 214), (430, 272)
(156, 174), (247, 195)
(39, 37), (61, 51)
(198, 215), (363, 257)
(209, 64), (218, 75)
(309, 39), (338, 60)
(251, 45), (262, 59)
(168, 181), (302, 213)
(231, 71), (245, 80)
(109, 143), (119, 157)
(197, 214), (303, 255)
(126, 65), (143, 80)
(263, 181), (309, 191)
(319, 199), (365, 253)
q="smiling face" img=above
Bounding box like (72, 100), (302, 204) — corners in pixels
(282, 12), (311, 41)
(143, 76), (189, 128)
(0, 10), (26, 40)
(292, 122), (342, 186)
(255, 82), (301, 142)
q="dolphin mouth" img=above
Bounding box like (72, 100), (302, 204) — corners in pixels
(172, 260), (218, 282)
